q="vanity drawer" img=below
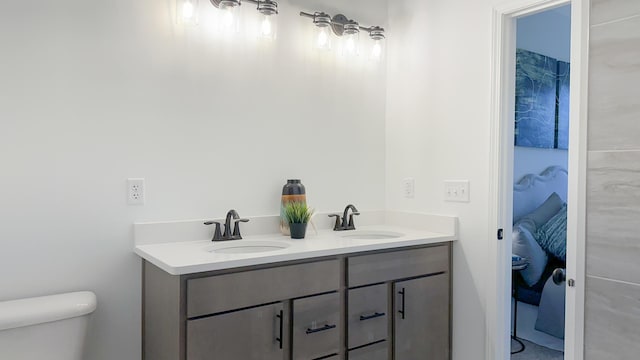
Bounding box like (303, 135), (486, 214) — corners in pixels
(348, 284), (388, 349)
(187, 259), (340, 317)
(347, 245), (449, 287)
(348, 341), (388, 360)
(292, 292), (341, 360)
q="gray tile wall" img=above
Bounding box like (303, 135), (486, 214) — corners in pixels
(586, 1), (640, 358)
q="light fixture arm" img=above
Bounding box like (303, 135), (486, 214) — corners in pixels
(299, 11), (315, 19)
(299, 10), (384, 39)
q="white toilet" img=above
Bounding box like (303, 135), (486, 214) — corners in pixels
(0, 291), (97, 360)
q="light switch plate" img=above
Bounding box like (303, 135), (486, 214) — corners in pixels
(444, 180), (470, 202)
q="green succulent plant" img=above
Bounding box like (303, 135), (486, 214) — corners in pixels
(284, 202), (314, 224)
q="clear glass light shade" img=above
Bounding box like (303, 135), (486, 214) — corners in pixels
(259, 14), (277, 40)
(370, 39), (384, 61)
(314, 25), (332, 51)
(342, 32), (359, 56)
(178, 0), (199, 25)
(219, 3), (240, 33)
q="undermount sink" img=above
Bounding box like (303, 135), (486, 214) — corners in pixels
(207, 240), (291, 254)
(341, 231), (404, 240)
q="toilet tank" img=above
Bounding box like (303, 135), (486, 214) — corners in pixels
(0, 291), (97, 360)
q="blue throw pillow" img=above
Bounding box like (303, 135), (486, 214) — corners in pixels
(535, 204), (567, 261)
(512, 224), (549, 287)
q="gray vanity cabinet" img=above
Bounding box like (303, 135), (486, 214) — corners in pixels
(142, 243), (451, 360)
(186, 302), (286, 360)
(394, 273), (450, 360)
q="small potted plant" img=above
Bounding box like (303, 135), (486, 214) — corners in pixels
(284, 201), (313, 239)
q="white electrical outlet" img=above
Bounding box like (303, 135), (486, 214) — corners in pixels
(444, 180), (470, 202)
(127, 178), (145, 205)
(403, 178), (415, 199)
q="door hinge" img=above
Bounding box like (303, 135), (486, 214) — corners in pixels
(497, 228), (504, 240)
(568, 279), (575, 287)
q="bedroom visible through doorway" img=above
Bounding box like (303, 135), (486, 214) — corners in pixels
(510, 5), (571, 359)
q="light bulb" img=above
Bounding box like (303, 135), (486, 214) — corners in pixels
(261, 17), (272, 36)
(178, 0), (198, 25)
(346, 37), (356, 53)
(371, 39), (383, 60)
(223, 9), (234, 28)
(343, 32), (359, 56)
(219, 4), (239, 33)
(315, 26), (331, 51)
(259, 14), (277, 40)
(182, 1), (194, 20)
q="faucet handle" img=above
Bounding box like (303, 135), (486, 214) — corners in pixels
(328, 214), (342, 231)
(232, 218), (250, 239)
(204, 221), (223, 242)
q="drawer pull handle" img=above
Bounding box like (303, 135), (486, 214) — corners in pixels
(398, 288), (406, 320)
(360, 312), (386, 321)
(276, 310), (284, 349)
(305, 324), (337, 334)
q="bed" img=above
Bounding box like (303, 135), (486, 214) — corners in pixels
(512, 166), (567, 339)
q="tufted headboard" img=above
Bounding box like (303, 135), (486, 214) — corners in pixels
(513, 166), (568, 223)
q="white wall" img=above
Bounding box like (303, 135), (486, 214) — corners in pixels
(514, 6), (571, 180)
(385, 1), (496, 358)
(514, 147), (568, 181)
(0, 1), (387, 359)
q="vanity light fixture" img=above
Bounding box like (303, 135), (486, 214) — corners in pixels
(253, 0), (278, 40)
(210, 0), (279, 38)
(342, 20), (360, 56)
(211, 0), (242, 32)
(299, 12), (333, 51)
(300, 11), (386, 58)
(365, 26), (385, 61)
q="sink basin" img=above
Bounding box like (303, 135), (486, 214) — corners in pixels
(207, 240), (291, 254)
(341, 231), (404, 240)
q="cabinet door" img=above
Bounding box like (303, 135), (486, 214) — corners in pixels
(394, 273), (450, 360)
(187, 302), (286, 360)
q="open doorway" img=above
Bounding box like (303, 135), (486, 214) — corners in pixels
(510, 5), (571, 359)
(487, 0), (589, 359)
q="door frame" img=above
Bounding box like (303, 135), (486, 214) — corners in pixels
(486, 0), (590, 359)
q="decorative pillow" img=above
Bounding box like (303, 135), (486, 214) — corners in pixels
(535, 204), (567, 261)
(520, 192), (565, 229)
(512, 224), (549, 287)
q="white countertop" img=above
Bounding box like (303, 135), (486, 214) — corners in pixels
(135, 225), (455, 275)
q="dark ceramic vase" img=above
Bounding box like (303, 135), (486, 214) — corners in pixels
(289, 223), (308, 239)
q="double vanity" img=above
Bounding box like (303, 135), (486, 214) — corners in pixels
(135, 211), (457, 360)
